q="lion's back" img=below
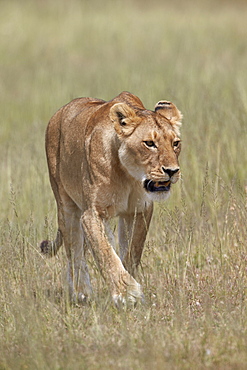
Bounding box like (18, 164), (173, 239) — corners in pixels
(45, 97), (105, 177)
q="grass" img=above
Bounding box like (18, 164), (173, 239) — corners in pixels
(0, 0), (247, 368)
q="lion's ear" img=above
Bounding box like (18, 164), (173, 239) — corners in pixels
(110, 103), (141, 136)
(155, 101), (182, 129)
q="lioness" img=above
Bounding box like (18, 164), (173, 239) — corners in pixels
(40, 91), (182, 307)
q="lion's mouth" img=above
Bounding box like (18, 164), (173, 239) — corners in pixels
(143, 179), (171, 193)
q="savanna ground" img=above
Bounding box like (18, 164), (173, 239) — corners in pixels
(0, 0), (247, 369)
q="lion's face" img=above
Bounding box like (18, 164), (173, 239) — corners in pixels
(110, 100), (182, 201)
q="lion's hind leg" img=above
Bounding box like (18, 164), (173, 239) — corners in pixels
(41, 177), (92, 304)
(58, 191), (92, 304)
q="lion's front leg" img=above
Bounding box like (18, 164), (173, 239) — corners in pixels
(81, 209), (143, 307)
(118, 203), (153, 277)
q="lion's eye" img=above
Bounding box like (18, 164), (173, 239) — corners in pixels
(173, 140), (180, 148)
(144, 140), (156, 148)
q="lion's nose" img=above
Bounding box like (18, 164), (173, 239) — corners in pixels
(162, 167), (180, 178)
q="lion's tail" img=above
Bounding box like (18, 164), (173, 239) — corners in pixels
(40, 229), (63, 257)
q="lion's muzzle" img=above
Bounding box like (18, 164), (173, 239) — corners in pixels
(143, 179), (171, 192)
(143, 168), (180, 193)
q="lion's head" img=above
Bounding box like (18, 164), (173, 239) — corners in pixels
(110, 99), (182, 201)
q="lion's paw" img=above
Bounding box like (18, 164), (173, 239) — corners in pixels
(113, 281), (144, 309)
(70, 292), (90, 306)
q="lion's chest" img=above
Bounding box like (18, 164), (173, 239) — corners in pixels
(101, 185), (152, 219)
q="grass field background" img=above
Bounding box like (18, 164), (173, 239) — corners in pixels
(0, 0), (247, 368)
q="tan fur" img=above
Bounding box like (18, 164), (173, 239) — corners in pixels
(40, 91), (182, 307)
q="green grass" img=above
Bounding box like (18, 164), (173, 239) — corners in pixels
(1, 0), (247, 368)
